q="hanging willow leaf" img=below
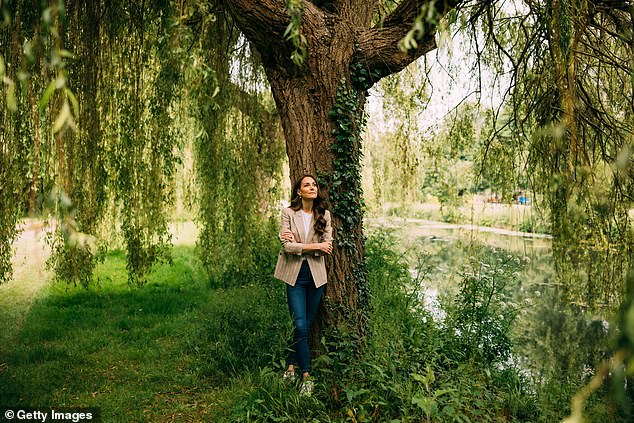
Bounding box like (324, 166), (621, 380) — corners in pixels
(65, 88), (79, 120)
(59, 49), (74, 59)
(52, 100), (71, 133)
(39, 79), (57, 110)
(3, 76), (16, 111)
(55, 73), (66, 89)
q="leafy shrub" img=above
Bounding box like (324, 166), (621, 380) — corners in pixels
(186, 284), (291, 384)
(518, 214), (550, 234)
(302, 231), (533, 422)
(202, 217), (280, 288)
(444, 247), (521, 364)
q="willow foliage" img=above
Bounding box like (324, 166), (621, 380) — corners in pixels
(0, 0), (285, 287)
(101, 1), (181, 286)
(365, 63), (428, 210)
(44, 0), (108, 287)
(473, 0), (634, 306)
(0, 0), (69, 285)
(190, 7), (285, 285)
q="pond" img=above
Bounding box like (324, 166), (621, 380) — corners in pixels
(367, 217), (613, 394)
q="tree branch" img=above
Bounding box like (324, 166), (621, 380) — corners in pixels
(354, 25), (436, 79)
(353, 0), (461, 84)
(219, 0), (290, 44)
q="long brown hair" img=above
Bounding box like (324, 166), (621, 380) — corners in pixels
(290, 174), (328, 237)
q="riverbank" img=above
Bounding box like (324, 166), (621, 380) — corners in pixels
(367, 216), (552, 238)
(371, 200), (551, 234)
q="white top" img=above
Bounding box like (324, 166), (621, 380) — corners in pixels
(301, 210), (312, 240)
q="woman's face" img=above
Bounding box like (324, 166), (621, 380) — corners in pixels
(297, 177), (318, 200)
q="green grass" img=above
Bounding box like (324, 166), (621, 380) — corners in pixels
(0, 226), (51, 350)
(0, 246), (291, 421)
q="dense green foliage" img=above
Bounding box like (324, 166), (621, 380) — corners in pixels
(329, 74), (367, 255)
(0, 1), (285, 287)
(0, 1), (181, 286)
(190, 10), (285, 286)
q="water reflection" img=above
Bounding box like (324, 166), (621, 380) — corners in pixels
(372, 219), (614, 400)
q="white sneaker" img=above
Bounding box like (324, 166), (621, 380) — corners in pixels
(282, 370), (296, 384)
(299, 379), (314, 397)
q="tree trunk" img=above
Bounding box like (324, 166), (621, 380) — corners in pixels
(264, 19), (367, 335)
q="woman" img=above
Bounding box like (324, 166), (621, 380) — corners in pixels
(274, 174), (333, 396)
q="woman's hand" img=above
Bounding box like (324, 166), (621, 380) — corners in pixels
(281, 231), (296, 242)
(318, 241), (333, 255)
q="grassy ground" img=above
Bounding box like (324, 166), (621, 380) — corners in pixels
(0, 222), (51, 355)
(0, 245), (292, 421)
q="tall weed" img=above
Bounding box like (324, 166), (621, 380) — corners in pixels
(444, 247), (521, 364)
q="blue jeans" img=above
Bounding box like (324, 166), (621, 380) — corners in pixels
(287, 261), (324, 373)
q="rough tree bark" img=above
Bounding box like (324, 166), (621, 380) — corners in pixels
(219, 0), (459, 335)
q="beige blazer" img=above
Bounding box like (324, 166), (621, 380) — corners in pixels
(273, 207), (333, 288)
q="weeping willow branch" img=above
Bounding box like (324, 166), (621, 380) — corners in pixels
(475, 0), (634, 307)
(192, 11), (284, 285)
